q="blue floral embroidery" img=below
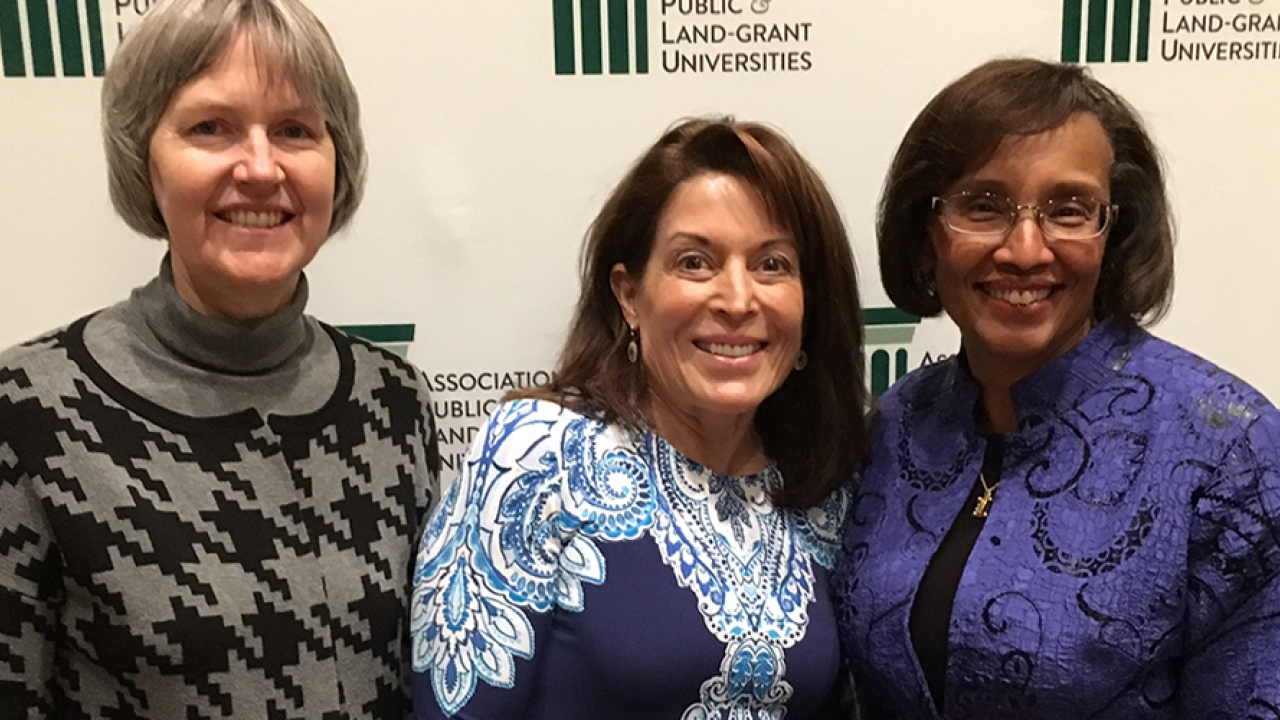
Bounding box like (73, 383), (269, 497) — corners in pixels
(410, 400), (847, 717)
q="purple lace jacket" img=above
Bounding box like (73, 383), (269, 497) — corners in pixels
(834, 320), (1280, 719)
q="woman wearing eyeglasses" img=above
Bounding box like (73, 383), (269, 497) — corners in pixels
(833, 58), (1280, 719)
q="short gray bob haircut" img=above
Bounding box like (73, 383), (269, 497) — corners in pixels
(102, 0), (366, 239)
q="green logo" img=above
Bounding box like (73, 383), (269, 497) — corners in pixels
(0, 0), (105, 77)
(1062, 0), (1152, 63)
(554, 0), (649, 75)
(338, 323), (416, 359)
(864, 307), (920, 397)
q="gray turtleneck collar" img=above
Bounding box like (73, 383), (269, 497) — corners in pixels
(81, 255), (339, 418)
(140, 257), (312, 375)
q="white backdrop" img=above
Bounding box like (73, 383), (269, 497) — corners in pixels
(2, 0), (1278, 470)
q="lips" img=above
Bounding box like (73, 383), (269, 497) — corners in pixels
(216, 209), (291, 228)
(695, 340), (764, 358)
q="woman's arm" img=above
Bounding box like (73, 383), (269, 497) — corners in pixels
(1179, 407), (1280, 716)
(409, 399), (587, 719)
(0, 395), (61, 719)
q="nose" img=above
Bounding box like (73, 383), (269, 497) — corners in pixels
(712, 262), (758, 317)
(233, 129), (284, 186)
(995, 210), (1054, 268)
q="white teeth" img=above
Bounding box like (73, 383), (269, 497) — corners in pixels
(989, 287), (1051, 306)
(222, 210), (285, 228)
(702, 342), (762, 358)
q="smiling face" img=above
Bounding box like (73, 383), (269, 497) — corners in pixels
(148, 29), (337, 319)
(611, 172), (805, 436)
(928, 112), (1113, 388)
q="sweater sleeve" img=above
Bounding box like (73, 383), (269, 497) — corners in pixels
(1179, 405), (1280, 716)
(408, 399), (597, 719)
(0, 385), (62, 718)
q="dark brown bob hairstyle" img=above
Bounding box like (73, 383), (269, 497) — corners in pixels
(879, 58), (1174, 324)
(521, 117), (869, 509)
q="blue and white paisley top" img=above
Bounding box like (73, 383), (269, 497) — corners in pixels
(409, 398), (849, 719)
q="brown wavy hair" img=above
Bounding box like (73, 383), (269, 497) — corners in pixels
(516, 117), (869, 509)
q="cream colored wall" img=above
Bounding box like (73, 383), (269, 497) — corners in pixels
(2, 0), (1277, 468)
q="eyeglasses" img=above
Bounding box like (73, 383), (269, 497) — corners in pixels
(931, 191), (1118, 242)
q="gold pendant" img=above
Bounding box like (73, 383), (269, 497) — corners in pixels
(972, 489), (993, 518)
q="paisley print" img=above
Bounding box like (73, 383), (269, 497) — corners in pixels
(411, 399), (846, 718)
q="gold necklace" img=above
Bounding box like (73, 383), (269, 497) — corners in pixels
(973, 472), (999, 518)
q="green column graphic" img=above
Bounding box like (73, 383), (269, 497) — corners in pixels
(871, 350), (891, 397)
(1111, 0), (1133, 62)
(54, 0), (82, 76)
(634, 0), (647, 73)
(864, 308), (921, 397)
(1061, 0), (1083, 63)
(608, 0), (628, 74)
(1136, 0), (1150, 62)
(25, 0), (55, 77)
(1086, 0), (1108, 63)
(0, 0), (26, 77)
(580, 0), (602, 75)
(85, 0), (104, 76)
(553, 0), (575, 75)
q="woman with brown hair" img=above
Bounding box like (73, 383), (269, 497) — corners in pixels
(834, 58), (1280, 719)
(410, 117), (868, 719)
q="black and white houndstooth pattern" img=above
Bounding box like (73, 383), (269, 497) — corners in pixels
(0, 317), (438, 719)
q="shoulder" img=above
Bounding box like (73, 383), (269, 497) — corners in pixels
(0, 317), (97, 426)
(324, 321), (426, 385)
(1127, 333), (1279, 444)
(872, 354), (965, 426)
(322, 320), (438, 422)
(467, 398), (634, 472)
(793, 477), (853, 567)
(0, 318), (86, 378)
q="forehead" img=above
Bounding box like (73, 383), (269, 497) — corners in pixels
(658, 173), (787, 236)
(179, 28), (313, 105)
(956, 113), (1114, 193)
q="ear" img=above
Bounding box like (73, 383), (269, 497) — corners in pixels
(919, 225), (942, 281)
(610, 263), (640, 329)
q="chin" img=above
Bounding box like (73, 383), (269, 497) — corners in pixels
(222, 253), (306, 280)
(696, 391), (774, 417)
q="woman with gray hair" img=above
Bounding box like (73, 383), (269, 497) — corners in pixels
(0, 1), (438, 717)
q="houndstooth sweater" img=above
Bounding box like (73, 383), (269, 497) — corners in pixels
(0, 263), (439, 718)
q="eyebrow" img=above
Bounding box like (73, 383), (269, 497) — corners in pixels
(169, 99), (324, 120)
(952, 179), (1107, 198)
(666, 232), (796, 249)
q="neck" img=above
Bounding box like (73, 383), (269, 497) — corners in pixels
(967, 351), (1024, 435)
(978, 385), (1018, 434)
(641, 392), (767, 476)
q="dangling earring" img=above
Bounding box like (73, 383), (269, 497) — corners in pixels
(917, 269), (937, 298)
(793, 350), (808, 371)
(627, 327), (639, 364)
